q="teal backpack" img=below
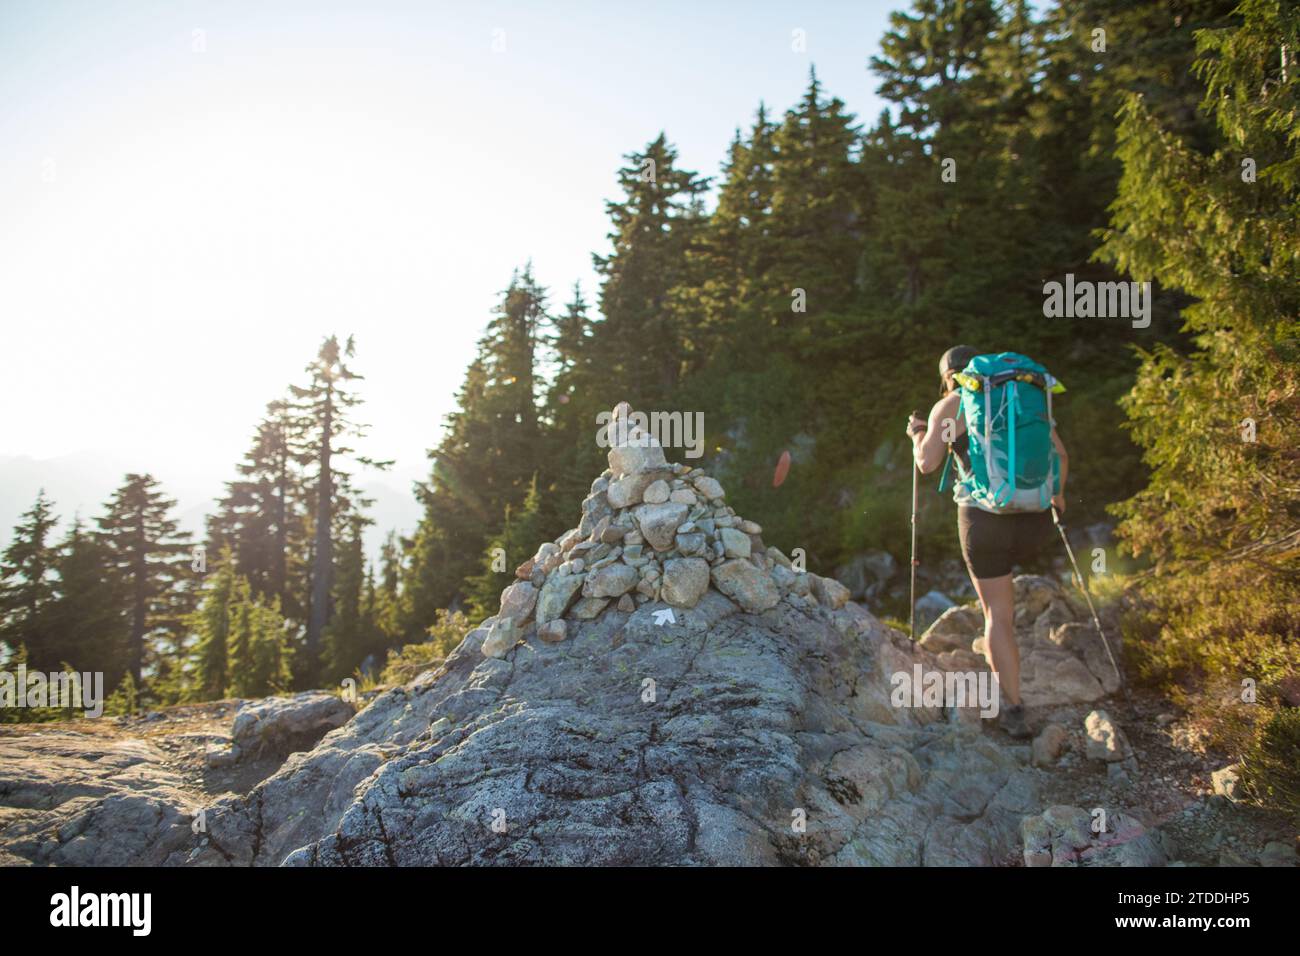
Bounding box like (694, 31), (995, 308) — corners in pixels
(939, 352), (1064, 513)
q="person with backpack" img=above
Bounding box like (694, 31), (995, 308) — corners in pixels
(906, 346), (1069, 739)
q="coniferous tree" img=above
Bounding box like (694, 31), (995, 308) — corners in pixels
(190, 552), (237, 699)
(97, 474), (195, 689)
(761, 68), (866, 327)
(1097, 0), (1299, 652)
(402, 356), (491, 637)
(225, 574), (255, 697)
(686, 104), (778, 357)
(287, 335), (388, 684)
(539, 283), (603, 536)
(42, 519), (130, 687)
(591, 134), (710, 407)
(404, 268), (549, 624)
(322, 509), (371, 682)
(465, 475), (544, 621)
(247, 593), (292, 696)
(207, 399), (306, 621)
(368, 531), (404, 656)
(0, 491), (59, 667)
(1091, 0), (1299, 811)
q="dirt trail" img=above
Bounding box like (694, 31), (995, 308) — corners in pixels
(994, 687), (1296, 866)
(1, 700), (283, 801)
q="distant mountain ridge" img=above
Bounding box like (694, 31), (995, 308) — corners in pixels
(0, 451), (422, 565)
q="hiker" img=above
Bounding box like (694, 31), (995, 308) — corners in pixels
(906, 346), (1069, 739)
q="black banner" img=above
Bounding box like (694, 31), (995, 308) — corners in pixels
(0, 864), (1286, 943)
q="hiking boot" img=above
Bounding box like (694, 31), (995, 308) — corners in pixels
(999, 704), (1032, 740)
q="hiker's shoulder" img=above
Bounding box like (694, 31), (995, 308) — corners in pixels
(934, 391), (961, 415)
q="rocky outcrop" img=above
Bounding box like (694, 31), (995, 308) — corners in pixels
(224, 692), (354, 762)
(0, 403), (1151, 868)
(166, 404), (1048, 866)
(920, 575), (1122, 709)
(0, 733), (199, 866)
(1021, 806), (1172, 867)
(173, 592), (1040, 867)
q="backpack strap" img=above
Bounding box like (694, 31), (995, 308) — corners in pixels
(1006, 382), (1019, 504)
(982, 376), (1001, 506)
(937, 397), (967, 495)
(938, 447), (954, 493)
(1046, 379), (1058, 504)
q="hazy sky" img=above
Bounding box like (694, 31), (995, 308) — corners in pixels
(0, 0), (893, 540)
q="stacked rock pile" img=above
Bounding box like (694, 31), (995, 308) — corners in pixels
(481, 402), (850, 657)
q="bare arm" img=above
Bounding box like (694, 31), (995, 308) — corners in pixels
(909, 392), (963, 474)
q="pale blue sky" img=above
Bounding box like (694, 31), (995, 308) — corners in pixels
(0, 0), (896, 545)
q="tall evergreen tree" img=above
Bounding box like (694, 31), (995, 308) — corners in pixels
(539, 282), (604, 536)
(0, 491), (59, 667)
(43, 519), (131, 687)
(246, 592), (292, 696)
(1098, 0), (1298, 609)
(404, 268), (550, 624)
(591, 134), (710, 406)
(287, 335), (388, 684)
(206, 399), (306, 621)
(1093, 0), (1298, 809)
(322, 509), (371, 682)
(682, 105), (780, 363)
(97, 474), (194, 688)
(369, 530), (404, 655)
(760, 68), (866, 326)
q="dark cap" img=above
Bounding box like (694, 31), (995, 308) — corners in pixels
(939, 345), (980, 377)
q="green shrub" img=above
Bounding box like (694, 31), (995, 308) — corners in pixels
(375, 609), (473, 688)
(1243, 707), (1300, 824)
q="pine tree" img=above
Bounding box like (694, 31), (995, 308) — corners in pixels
(322, 510), (370, 683)
(688, 104), (779, 354)
(404, 269), (550, 625)
(43, 519), (131, 688)
(1098, 0), (1299, 590)
(759, 68), (866, 327)
(190, 552), (237, 699)
(1095, 0), (1299, 810)
(226, 574), (255, 697)
(402, 357), (492, 635)
(0, 490), (59, 668)
(591, 134), (710, 406)
(206, 399), (306, 622)
(224, 573), (290, 698)
(538, 283), (604, 536)
(466, 475), (545, 621)
(97, 474), (195, 688)
(368, 531), (404, 656)
(287, 335), (389, 685)
(247, 593), (291, 696)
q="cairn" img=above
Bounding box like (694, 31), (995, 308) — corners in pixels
(482, 402), (850, 657)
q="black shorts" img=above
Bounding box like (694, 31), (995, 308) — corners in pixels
(957, 506), (1054, 580)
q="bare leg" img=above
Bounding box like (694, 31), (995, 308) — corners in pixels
(970, 573), (1020, 708)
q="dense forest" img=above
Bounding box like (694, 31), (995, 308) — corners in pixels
(1, 0), (1295, 810)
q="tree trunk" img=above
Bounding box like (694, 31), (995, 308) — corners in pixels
(274, 447), (288, 608)
(130, 514), (147, 685)
(306, 386), (334, 681)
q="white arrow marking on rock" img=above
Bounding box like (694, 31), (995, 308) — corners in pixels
(652, 608), (676, 626)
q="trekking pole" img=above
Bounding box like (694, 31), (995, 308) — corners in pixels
(909, 414), (921, 643)
(1051, 505), (1130, 708)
